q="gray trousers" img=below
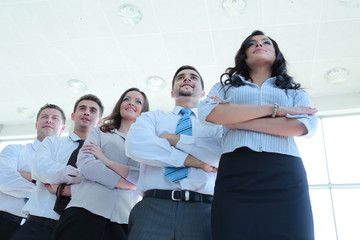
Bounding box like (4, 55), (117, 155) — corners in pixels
(128, 197), (212, 240)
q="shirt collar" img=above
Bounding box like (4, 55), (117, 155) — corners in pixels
(69, 132), (82, 142)
(111, 128), (126, 140)
(172, 106), (198, 118)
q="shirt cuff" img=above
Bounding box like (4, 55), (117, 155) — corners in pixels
(198, 96), (230, 126)
(65, 167), (83, 184)
(168, 148), (188, 167)
(126, 168), (139, 185)
(175, 135), (195, 153)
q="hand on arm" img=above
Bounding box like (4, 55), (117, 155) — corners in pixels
(225, 117), (308, 136)
(18, 170), (33, 182)
(115, 178), (136, 190)
(206, 96), (317, 125)
(81, 142), (130, 178)
(42, 183), (58, 194)
(276, 106), (318, 117)
(159, 134), (180, 146)
(43, 183), (72, 197)
(184, 155), (217, 173)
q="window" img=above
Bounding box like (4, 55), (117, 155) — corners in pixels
(297, 114), (360, 240)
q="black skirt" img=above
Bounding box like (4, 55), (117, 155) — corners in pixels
(211, 147), (314, 240)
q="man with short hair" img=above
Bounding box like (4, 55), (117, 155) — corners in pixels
(0, 104), (66, 240)
(126, 65), (223, 240)
(11, 94), (104, 240)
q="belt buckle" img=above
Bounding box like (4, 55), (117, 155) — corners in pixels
(171, 190), (190, 201)
(171, 190), (181, 201)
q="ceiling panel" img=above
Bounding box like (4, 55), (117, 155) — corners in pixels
(0, 0), (359, 137)
(263, 0), (323, 26)
(50, 0), (113, 39)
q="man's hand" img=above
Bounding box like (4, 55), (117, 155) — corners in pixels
(42, 183), (58, 194)
(184, 155), (217, 173)
(18, 170), (33, 182)
(159, 133), (180, 147)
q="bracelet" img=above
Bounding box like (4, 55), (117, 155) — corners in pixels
(272, 103), (279, 118)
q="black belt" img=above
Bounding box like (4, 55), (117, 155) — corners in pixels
(144, 189), (213, 203)
(0, 211), (23, 224)
(27, 215), (58, 229)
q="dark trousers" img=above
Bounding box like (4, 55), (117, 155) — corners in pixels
(0, 211), (23, 240)
(212, 147), (314, 240)
(128, 197), (212, 240)
(11, 220), (54, 240)
(53, 207), (128, 240)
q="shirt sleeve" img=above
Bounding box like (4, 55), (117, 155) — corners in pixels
(198, 82), (227, 126)
(31, 137), (82, 184)
(77, 128), (121, 189)
(125, 166), (139, 185)
(292, 89), (318, 138)
(175, 127), (223, 165)
(126, 111), (188, 168)
(0, 145), (35, 198)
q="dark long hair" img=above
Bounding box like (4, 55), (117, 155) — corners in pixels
(221, 30), (300, 90)
(100, 88), (149, 133)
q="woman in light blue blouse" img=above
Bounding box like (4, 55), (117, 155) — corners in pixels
(198, 30), (317, 240)
(54, 88), (149, 240)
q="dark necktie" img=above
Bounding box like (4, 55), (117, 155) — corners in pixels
(164, 108), (192, 182)
(53, 140), (84, 215)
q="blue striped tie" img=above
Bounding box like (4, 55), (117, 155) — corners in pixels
(164, 108), (192, 182)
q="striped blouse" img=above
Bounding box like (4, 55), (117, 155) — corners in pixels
(198, 75), (318, 157)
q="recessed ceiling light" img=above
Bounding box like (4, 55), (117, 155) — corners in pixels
(67, 79), (88, 93)
(17, 107), (35, 119)
(222, 0), (246, 16)
(339, 0), (360, 8)
(118, 4), (143, 25)
(325, 67), (349, 84)
(146, 76), (166, 91)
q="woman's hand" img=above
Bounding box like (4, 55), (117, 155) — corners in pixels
(81, 142), (107, 162)
(277, 106), (318, 117)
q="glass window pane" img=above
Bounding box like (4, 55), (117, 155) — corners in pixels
(309, 189), (337, 240)
(332, 189), (360, 240)
(297, 119), (329, 184)
(322, 115), (360, 183)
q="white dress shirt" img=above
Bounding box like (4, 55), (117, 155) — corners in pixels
(126, 106), (223, 196)
(198, 75), (318, 157)
(22, 132), (83, 220)
(0, 140), (39, 217)
(67, 127), (140, 224)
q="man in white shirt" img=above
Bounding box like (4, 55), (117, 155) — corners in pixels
(0, 104), (66, 240)
(126, 65), (223, 240)
(11, 94), (103, 240)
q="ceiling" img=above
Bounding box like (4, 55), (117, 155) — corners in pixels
(0, 0), (359, 138)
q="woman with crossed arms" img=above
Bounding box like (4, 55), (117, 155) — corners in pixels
(199, 30), (317, 240)
(54, 88), (149, 240)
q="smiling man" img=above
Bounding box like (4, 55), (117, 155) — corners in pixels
(126, 65), (223, 240)
(0, 104), (65, 240)
(11, 94), (104, 240)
